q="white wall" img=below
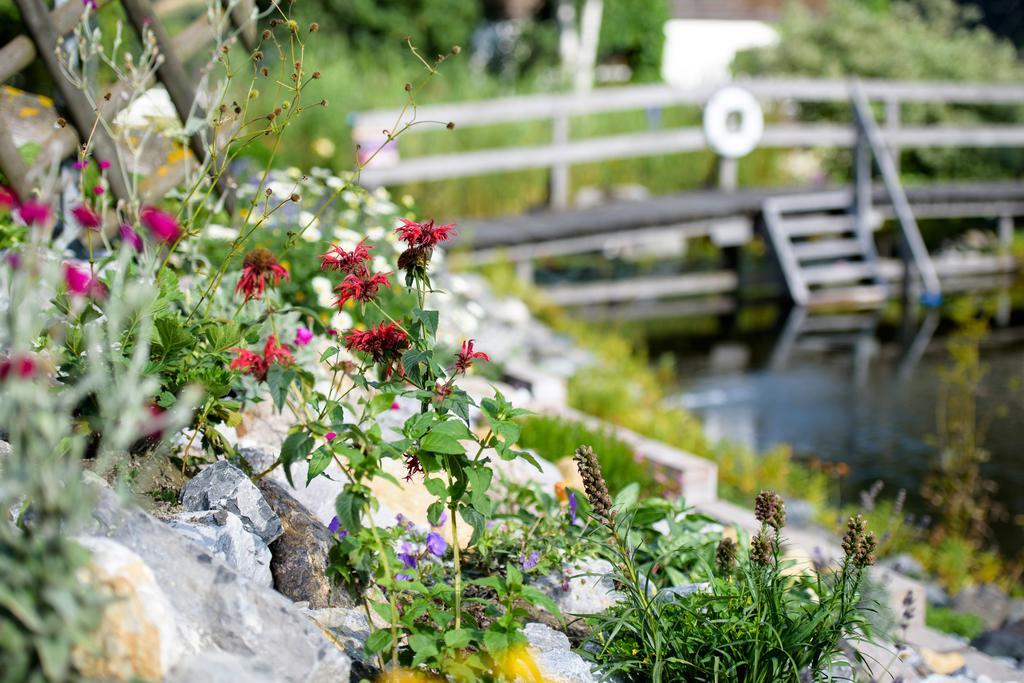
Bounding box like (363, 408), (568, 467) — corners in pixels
(661, 19), (778, 89)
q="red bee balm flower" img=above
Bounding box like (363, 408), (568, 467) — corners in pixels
(230, 335), (294, 381)
(320, 241), (373, 273)
(236, 248), (289, 301)
(0, 186), (16, 211)
(335, 270), (391, 308)
(395, 218), (456, 249)
(453, 339), (489, 375)
(140, 206), (181, 244)
(71, 205), (102, 231)
(343, 322), (410, 378)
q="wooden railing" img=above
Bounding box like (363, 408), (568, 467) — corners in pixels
(351, 78), (1024, 209)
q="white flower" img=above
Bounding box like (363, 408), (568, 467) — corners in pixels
(367, 225), (386, 241)
(372, 255), (390, 273)
(312, 276), (334, 308)
(331, 310), (353, 331)
(205, 224), (238, 240)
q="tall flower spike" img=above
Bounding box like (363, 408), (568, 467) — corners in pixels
(754, 490), (786, 530)
(750, 532), (773, 566)
(841, 514), (877, 568)
(573, 445), (613, 524)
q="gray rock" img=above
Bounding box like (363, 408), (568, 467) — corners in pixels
(0, 439), (10, 457)
(180, 460), (282, 544)
(952, 585), (1011, 631)
(524, 622), (595, 683)
(308, 607), (379, 681)
(925, 581), (951, 607)
(1004, 598), (1024, 627)
(971, 620), (1024, 662)
(884, 553), (926, 579)
(660, 582), (711, 601)
(84, 483), (350, 682)
(166, 652), (279, 683)
(532, 558), (621, 615)
(257, 478), (355, 609)
(166, 509), (273, 587)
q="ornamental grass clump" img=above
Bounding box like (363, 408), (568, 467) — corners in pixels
(580, 449), (879, 683)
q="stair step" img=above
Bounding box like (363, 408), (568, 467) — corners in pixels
(791, 238), (865, 261)
(806, 285), (888, 309)
(802, 261), (880, 285)
(800, 314), (878, 333)
(780, 214), (854, 238)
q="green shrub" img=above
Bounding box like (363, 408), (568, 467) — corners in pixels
(926, 605), (986, 640)
(516, 415), (660, 495)
(597, 0), (668, 82)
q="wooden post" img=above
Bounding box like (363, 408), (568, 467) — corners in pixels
(13, 0), (132, 202)
(121, 0), (235, 212)
(717, 156), (738, 192)
(550, 113), (570, 209)
(853, 124), (872, 236)
(885, 96), (901, 176)
(0, 128), (31, 200)
(998, 213), (1014, 254)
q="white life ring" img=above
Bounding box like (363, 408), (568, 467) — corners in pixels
(703, 86), (764, 159)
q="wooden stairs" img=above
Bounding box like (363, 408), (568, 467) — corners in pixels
(762, 192), (888, 309)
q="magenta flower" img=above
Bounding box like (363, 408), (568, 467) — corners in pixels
(120, 224), (143, 252)
(325, 431), (337, 442)
(426, 531), (447, 558)
(294, 327), (314, 346)
(64, 263), (104, 298)
(17, 201), (50, 226)
(72, 159), (88, 170)
(140, 206), (181, 244)
(99, 159), (111, 170)
(0, 186), (16, 210)
(93, 186), (105, 196)
(71, 205), (102, 230)
(0, 354), (36, 381)
(390, 401), (400, 410)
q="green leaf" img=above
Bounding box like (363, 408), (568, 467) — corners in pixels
(429, 419), (474, 440)
(413, 308), (439, 338)
(335, 488), (367, 532)
(279, 431), (314, 487)
(444, 628), (474, 649)
(266, 364), (297, 413)
(154, 316), (191, 356)
(614, 482), (641, 510)
(365, 629), (393, 655)
(423, 477), (448, 499)
(306, 447), (332, 484)
(408, 634), (439, 660)
(521, 585), (562, 618)
(506, 562), (523, 592)
(483, 630), (509, 654)
(420, 431), (465, 455)
(427, 501), (446, 526)
(460, 506), (486, 546)
(367, 391), (396, 417)
(466, 467), (493, 516)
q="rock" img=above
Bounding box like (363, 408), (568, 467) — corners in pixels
(257, 478), (355, 608)
(884, 553), (926, 579)
(308, 607), (378, 681)
(84, 484), (350, 682)
(952, 585), (1011, 631)
(1004, 598), (1024, 627)
(532, 559), (621, 615)
(660, 582), (711, 601)
(925, 581), (951, 607)
(165, 509), (273, 587)
(919, 648), (967, 675)
(523, 622), (595, 683)
(971, 620), (1024, 662)
(166, 652), (278, 683)
(0, 439), (10, 457)
(73, 537), (181, 682)
(180, 460), (282, 544)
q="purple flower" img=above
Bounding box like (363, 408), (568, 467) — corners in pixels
(395, 514), (414, 531)
(395, 573), (412, 582)
(327, 516), (348, 541)
(521, 551), (540, 571)
(120, 224), (143, 252)
(568, 491), (578, 524)
(434, 510), (448, 527)
(294, 327), (313, 346)
(426, 531), (447, 558)
(398, 542), (418, 569)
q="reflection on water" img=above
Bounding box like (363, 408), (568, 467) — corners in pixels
(655, 297), (1024, 555)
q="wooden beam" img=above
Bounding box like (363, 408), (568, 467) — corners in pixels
(0, 0), (111, 84)
(0, 127), (31, 199)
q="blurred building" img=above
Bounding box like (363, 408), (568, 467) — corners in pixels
(662, 0), (824, 88)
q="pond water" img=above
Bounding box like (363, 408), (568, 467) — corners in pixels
(646, 294), (1024, 556)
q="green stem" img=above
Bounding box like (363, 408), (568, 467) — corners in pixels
(446, 467), (463, 631)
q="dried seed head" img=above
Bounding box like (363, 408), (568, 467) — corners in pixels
(289, 193), (300, 202)
(446, 121), (455, 130)
(715, 537), (737, 574)
(309, 22), (319, 32)
(573, 445), (613, 524)
(262, 29), (272, 39)
(750, 532), (773, 566)
(451, 45), (461, 54)
(404, 82), (412, 92)
(312, 71), (321, 79)
(754, 490), (786, 530)
(243, 247), (277, 271)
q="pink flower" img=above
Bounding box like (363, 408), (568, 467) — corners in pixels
(82, 0), (97, 9)
(17, 201), (50, 226)
(390, 401), (400, 410)
(0, 354), (36, 381)
(325, 431), (337, 442)
(71, 205), (102, 231)
(0, 186), (17, 210)
(294, 327), (314, 346)
(73, 159), (88, 170)
(64, 263), (105, 298)
(99, 159), (111, 170)
(93, 186), (105, 196)
(6, 253), (22, 269)
(140, 206), (181, 244)
(120, 224), (143, 252)
(326, 328), (339, 337)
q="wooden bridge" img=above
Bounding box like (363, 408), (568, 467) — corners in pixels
(352, 78), (1024, 311)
